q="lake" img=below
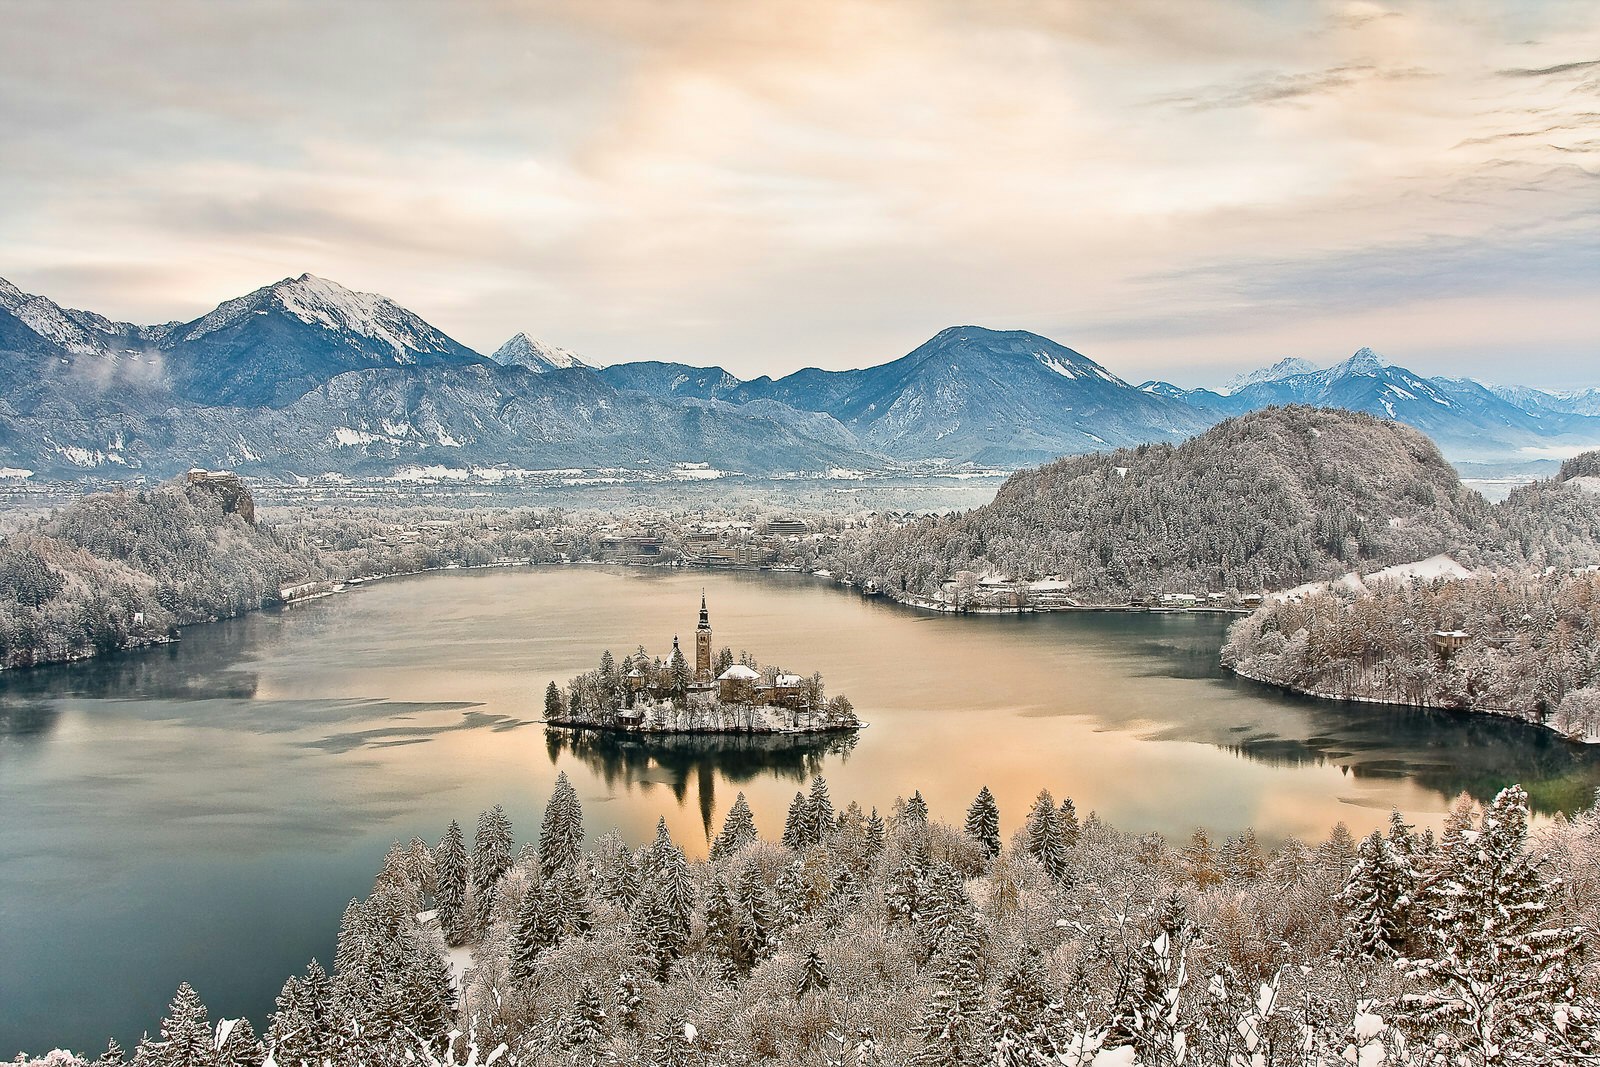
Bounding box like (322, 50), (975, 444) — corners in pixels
(4, 566), (1599, 1056)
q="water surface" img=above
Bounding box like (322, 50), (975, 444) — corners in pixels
(4, 567), (1598, 1055)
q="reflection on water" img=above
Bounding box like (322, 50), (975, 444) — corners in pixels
(4, 565), (1600, 1057)
(545, 726), (859, 837)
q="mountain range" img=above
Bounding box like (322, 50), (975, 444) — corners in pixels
(0, 271), (1595, 481)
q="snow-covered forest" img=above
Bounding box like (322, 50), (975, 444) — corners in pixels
(1223, 568), (1600, 740)
(0, 477), (301, 666)
(14, 775), (1600, 1066)
(833, 408), (1600, 603)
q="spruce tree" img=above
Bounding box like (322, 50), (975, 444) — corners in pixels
(214, 1018), (262, 1067)
(566, 978), (608, 1053)
(539, 771), (585, 877)
(434, 819), (469, 947)
(511, 880), (560, 985)
(783, 791), (810, 850)
(1408, 785), (1584, 1064)
(807, 775), (836, 844)
(1335, 830), (1415, 959)
(865, 807), (887, 857)
(796, 948), (831, 998)
(965, 786), (1001, 860)
(1024, 791), (1068, 882)
(471, 805), (514, 920)
(710, 792), (758, 861)
(135, 983), (215, 1067)
(1057, 797), (1080, 850)
(903, 791), (930, 828)
(544, 680), (565, 720)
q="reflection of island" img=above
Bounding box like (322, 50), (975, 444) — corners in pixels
(546, 725), (858, 835)
(545, 594), (861, 735)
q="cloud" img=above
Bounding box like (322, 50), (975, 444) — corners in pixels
(1152, 64), (1432, 112)
(1499, 57), (1600, 76)
(0, 0), (1596, 384)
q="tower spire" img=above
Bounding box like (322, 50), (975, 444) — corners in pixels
(698, 589), (710, 631)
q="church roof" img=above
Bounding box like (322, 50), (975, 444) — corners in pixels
(717, 664), (760, 681)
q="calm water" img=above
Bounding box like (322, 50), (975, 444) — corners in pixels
(4, 567), (1600, 1055)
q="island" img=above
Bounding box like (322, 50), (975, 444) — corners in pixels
(543, 593), (862, 734)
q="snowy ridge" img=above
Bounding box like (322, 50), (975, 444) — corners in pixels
(490, 332), (589, 372)
(180, 273), (459, 360)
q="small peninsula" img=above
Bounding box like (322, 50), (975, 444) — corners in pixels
(544, 593), (861, 734)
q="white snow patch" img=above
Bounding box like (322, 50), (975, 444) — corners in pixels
(331, 427), (380, 447)
(0, 467), (34, 479)
(1364, 554), (1471, 585)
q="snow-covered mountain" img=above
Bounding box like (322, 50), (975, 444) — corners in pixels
(1146, 348), (1600, 461)
(0, 273), (882, 478)
(1220, 357), (1319, 395)
(725, 326), (1214, 466)
(491, 332), (589, 372)
(5, 269), (1599, 479)
(598, 360), (745, 401)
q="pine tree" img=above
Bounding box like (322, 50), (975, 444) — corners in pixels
(989, 948), (1057, 1066)
(903, 791), (930, 829)
(1024, 791), (1068, 882)
(539, 771), (585, 877)
(865, 807), (886, 857)
(1407, 785), (1585, 1064)
(471, 805), (514, 921)
(796, 948), (831, 998)
(214, 1018), (262, 1067)
(783, 791), (811, 850)
(135, 983), (216, 1067)
(965, 786), (1001, 860)
(544, 680), (565, 720)
(710, 792), (758, 861)
(1057, 796), (1080, 850)
(96, 1040), (126, 1066)
(1336, 830), (1415, 959)
(615, 971), (644, 1032)
(807, 775), (836, 844)
(434, 819), (469, 947)
(565, 978), (608, 1053)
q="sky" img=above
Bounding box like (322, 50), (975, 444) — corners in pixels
(1, 0), (1596, 387)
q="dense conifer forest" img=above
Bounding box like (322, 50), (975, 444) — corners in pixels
(12, 775), (1600, 1066)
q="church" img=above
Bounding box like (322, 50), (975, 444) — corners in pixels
(628, 593), (809, 711)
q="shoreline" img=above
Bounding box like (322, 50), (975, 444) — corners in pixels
(541, 718), (865, 737)
(1225, 662), (1595, 746)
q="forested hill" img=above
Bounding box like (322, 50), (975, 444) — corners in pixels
(845, 406), (1494, 601)
(0, 474), (302, 667)
(1490, 448), (1600, 571)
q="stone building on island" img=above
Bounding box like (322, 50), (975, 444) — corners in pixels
(551, 593), (858, 735)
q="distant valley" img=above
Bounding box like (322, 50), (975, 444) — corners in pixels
(1, 272), (1595, 482)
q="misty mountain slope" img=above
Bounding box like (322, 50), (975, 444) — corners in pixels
(848, 406), (1494, 600)
(0, 359), (887, 478)
(160, 274), (487, 407)
(729, 326), (1213, 466)
(0, 273), (891, 478)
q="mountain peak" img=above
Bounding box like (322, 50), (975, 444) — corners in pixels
(1221, 356), (1320, 394)
(491, 332), (589, 372)
(1337, 347), (1388, 375)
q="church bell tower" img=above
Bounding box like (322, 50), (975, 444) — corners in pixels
(695, 591), (712, 682)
